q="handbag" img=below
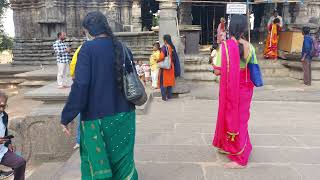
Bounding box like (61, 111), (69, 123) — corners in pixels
(247, 49), (264, 87)
(158, 45), (171, 69)
(122, 44), (148, 106)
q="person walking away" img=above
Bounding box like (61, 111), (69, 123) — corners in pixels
(60, 11), (138, 179)
(212, 15), (257, 169)
(0, 91), (26, 180)
(158, 35), (176, 101)
(301, 26), (314, 86)
(150, 42), (161, 89)
(217, 17), (227, 44)
(264, 18), (281, 60)
(53, 32), (71, 89)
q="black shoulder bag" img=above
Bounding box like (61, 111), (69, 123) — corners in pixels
(122, 44), (148, 106)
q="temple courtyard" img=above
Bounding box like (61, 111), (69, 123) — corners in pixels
(19, 79), (320, 180)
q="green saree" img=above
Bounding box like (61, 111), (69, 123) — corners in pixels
(80, 111), (138, 180)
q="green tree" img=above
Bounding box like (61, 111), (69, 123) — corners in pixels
(0, 0), (11, 51)
(0, 34), (12, 51)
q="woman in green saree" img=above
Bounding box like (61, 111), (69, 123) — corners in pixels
(60, 11), (138, 180)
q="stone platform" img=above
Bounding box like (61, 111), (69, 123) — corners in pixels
(24, 82), (154, 115)
(15, 66), (57, 81)
(28, 92), (320, 180)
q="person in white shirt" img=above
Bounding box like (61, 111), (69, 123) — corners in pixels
(267, 9), (283, 28)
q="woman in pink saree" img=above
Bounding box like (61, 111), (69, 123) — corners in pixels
(213, 15), (255, 169)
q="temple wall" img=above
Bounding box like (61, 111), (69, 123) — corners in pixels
(12, 32), (158, 65)
(10, 0), (144, 65)
(10, 0), (141, 39)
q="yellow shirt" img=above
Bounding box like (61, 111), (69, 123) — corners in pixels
(70, 45), (82, 78)
(149, 50), (160, 71)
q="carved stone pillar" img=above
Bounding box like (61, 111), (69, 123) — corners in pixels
(132, 0), (142, 32)
(121, 0), (131, 25)
(295, 2), (310, 24)
(157, 0), (189, 93)
(178, 2), (192, 25)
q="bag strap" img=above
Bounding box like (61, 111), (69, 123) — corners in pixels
(122, 43), (137, 74)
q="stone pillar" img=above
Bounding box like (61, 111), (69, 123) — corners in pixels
(295, 2), (310, 24)
(131, 0), (142, 32)
(178, 2), (192, 25)
(282, 3), (291, 26)
(157, 0), (189, 94)
(121, 0), (131, 25)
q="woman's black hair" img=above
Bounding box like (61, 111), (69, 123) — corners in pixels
(302, 26), (311, 35)
(273, 18), (280, 24)
(212, 43), (219, 50)
(229, 15), (248, 60)
(163, 34), (177, 51)
(82, 11), (124, 90)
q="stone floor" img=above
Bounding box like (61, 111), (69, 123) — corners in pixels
(54, 81), (320, 180)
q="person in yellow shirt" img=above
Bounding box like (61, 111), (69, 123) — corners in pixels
(150, 42), (161, 88)
(70, 45), (82, 79)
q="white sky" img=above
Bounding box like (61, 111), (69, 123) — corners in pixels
(2, 8), (14, 37)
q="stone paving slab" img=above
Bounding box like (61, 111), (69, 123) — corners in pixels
(135, 145), (217, 163)
(205, 165), (300, 180)
(189, 81), (320, 102)
(293, 165), (320, 180)
(33, 87), (320, 180)
(137, 162), (205, 180)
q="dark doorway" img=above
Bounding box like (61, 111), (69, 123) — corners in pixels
(141, 0), (159, 31)
(192, 4), (226, 45)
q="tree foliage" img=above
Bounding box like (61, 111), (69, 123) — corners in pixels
(0, 0), (11, 51)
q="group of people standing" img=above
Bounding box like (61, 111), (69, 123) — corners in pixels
(55, 10), (259, 179)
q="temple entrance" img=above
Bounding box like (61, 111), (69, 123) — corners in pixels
(141, 0), (159, 31)
(192, 4), (226, 45)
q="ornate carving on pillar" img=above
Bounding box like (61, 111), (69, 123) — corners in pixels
(120, 0), (132, 26)
(294, 0), (320, 25)
(132, 0), (142, 32)
(178, 2), (192, 25)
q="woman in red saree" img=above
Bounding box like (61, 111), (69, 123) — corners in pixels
(213, 15), (256, 169)
(264, 18), (281, 60)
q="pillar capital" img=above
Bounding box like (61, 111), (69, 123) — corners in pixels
(157, 0), (177, 10)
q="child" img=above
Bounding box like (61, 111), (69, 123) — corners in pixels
(0, 91), (26, 180)
(136, 60), (146, 85)
(142, 63), (151, 84)
(301, 26), (313, 86)
(149, 42), (161, 89)
(209, 43), (219, 65)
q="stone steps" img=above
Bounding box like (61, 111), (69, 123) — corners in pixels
(18, 80), (51, 89)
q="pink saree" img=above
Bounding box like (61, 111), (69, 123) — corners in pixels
(213, 40), (254, 166)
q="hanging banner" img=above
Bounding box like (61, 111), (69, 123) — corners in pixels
(226, 3), (247, 14)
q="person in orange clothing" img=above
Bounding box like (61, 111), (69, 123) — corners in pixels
(158, 35), (176, 101)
